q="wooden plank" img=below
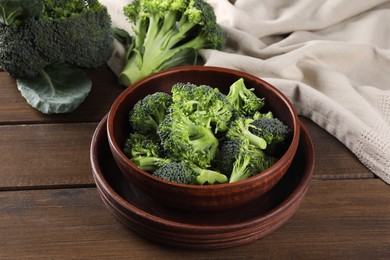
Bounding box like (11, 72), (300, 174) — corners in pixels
(0, 118), (374, 189)
(300, 118), (374, 179)
(0, 123), (97, 189)
(0, 66), (123, 124)
(0, 179), (389, 259)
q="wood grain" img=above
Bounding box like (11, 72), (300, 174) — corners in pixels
(0, 123), (97, 190)
(0, 180), (388, 259)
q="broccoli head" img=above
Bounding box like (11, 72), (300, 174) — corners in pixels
(227, 117), (268, 150)
(226, 78), (265, 117)
(218, 138), (278, 183)
(0, 0), (113, 78)
(153, 162), (197, 184)
(157, 109), (219, 168)
(123, 132), (170, 171)
(119, 0), (226, 86)
(153, 161), (227, 185)
(171, 82), (233, 133)
(249, 116), (292, 155)
(0, 22), (48, 77)
(129, 92), (172, 135)
(123, 132), (162, 158)
(216, 138), (242, 177)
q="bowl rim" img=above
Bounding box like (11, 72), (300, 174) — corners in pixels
(107, 65), (301, 190)
(91, 115), (314, 231)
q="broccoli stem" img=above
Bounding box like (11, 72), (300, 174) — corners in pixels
(119, 13), (202, 86)
(245, 130), (267, 150)
(229, 153), (253, 183)
(192, 166), (228, 185)
(187, 123), (218, 154)
(131, 156), (169, 172)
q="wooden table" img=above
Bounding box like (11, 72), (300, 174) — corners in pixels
(1, 67), (389, 259)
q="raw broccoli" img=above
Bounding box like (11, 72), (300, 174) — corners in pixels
(153, 162), (196, 184)
(191, 163), (228, 185)
(129, 92), (172, 135)
(226, 117), (268, 150)
(171, 82), (233, 133)
(226, 78), (265, 117)
(0, 0), (42, 26)
(0, 0), (113, 78)
(157, 109), (219, 168)
(124, 132), (170, 171)
(249, 116), (292, 155)
(218, 138), (279, 183)
(153, 161), (227, 185)
(216, 138), (242, 177)
(118, 0), (226, 86)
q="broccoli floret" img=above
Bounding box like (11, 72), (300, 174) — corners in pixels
(227, 117), (268, 150)
(216, 138), (242, 177)
(218, 138), (278, 183)
(153, 162), (196, 184)
(226, 78), (265, 117)
(123, 132), (162, 158)
(0, 0), (113, 78)
(253, 111), (273, 120)
(153, 161), (227, 185)
(131, 156), (171, 172)
(157, 109), (219, 168)
(118, 0), (226, 86)
(0, 22), (48, 77)
(129, 92), (172, 135)
(171, 82), (233, 133)
(123, 132), (170, 171)
(249, 116), (292, 155)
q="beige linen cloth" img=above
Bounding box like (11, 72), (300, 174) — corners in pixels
(101, 0), (390, 184)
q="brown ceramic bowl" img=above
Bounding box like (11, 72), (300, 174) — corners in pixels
(107, 66), (300, 212)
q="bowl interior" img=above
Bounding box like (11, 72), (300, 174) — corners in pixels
(109, 66), (299, 166)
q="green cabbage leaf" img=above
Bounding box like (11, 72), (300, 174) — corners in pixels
(16, 64), (92, 114)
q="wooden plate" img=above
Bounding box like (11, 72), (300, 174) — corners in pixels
(90, 115), (315, 249)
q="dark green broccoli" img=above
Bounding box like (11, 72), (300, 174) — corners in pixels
(118, 0), (226, 86)
(124, 132), (170, 171)
(249, 116), (292, 155)
(0, 0), (42, 26)
(171, 82), (233, 133)
(153, 161), (227, 185)
(157, 109), (219, 168)
(226, 117), (268, 150)
(218, 138), (278, 183)
(153, 162), (196, 184)
(129, 92), (172, 135)
(0, 0), (113, 78)
(216, 138), (242, 177)
(226, 78), (265, 117)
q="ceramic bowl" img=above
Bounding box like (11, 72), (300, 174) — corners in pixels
(107, 66), (300, 211)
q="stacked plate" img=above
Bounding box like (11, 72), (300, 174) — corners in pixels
(90, 115), (315, 249)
